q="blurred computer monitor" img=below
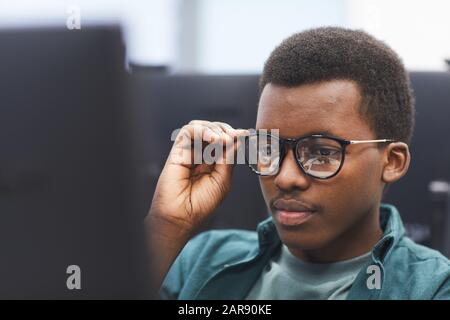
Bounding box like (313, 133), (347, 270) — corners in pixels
(384, 72), (450, 251)
(0, 26), (149, 299)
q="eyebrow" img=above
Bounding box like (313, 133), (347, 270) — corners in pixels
(309, 131), (346, 140)
(268, 130), (347, 140)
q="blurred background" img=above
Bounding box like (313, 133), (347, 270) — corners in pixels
(1, 0), (449, 72)
(0, 0), (449, 298)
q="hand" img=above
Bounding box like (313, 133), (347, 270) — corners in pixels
(148, 120), (249, 236)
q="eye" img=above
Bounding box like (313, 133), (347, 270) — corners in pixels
(311, 147), (340, 157)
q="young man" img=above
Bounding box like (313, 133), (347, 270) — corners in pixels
(146, 27), (450, 299)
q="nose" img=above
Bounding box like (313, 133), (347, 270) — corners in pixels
(274, 148), (311, 192)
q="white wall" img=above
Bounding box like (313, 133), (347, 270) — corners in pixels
(0, 0), (449, 72)
(347, 0), (450, 71)
(194, 0), (348, 73)
(191, 0), (450, 73)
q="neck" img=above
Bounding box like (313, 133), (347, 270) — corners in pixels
(289, 204), (383, 264)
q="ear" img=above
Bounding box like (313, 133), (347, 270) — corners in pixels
(382, 142), (411, 184)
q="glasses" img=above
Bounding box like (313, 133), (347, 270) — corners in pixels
(244, 132), (394, 179)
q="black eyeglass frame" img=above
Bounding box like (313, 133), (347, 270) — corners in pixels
(245, 133), (395, 180)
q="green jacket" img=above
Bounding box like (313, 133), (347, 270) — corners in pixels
(160, 204), (450, 299)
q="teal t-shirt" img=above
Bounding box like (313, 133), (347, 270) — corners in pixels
(246, 245), (372, 300)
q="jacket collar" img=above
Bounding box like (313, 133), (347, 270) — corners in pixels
(371, 204), (405, 263)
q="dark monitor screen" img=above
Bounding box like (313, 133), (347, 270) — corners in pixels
(383, 72), (450, 248)
(0, 27), (149, 299)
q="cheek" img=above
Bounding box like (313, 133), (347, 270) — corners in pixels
(344, 151), (383, 197)
(321, 151), (383, 221)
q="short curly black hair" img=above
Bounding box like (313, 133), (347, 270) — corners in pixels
(260, 27), (415, 144)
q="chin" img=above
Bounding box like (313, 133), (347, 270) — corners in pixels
(276, 226), (330, 251)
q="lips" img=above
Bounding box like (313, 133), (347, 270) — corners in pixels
(272, 198), (318, 227)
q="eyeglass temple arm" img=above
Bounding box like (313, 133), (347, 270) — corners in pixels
(349, 139), (395, 145)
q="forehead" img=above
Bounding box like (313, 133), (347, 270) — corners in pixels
(256, 80), (373, 139)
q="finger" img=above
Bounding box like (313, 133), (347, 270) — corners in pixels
(209, 124), (251, 165)
(213, 124), (250, 151)
(189, 121), (235, 147)
(189, 120), (223, 136)
(213, 122), (234, 134)
(196, 121), (235, 146)
(170, 124), (221, 166)
(179, 123), (221, 144)
(190, 120), (236, 140)
(213, 122), (249, 138)
(177, 122), (246, 166)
